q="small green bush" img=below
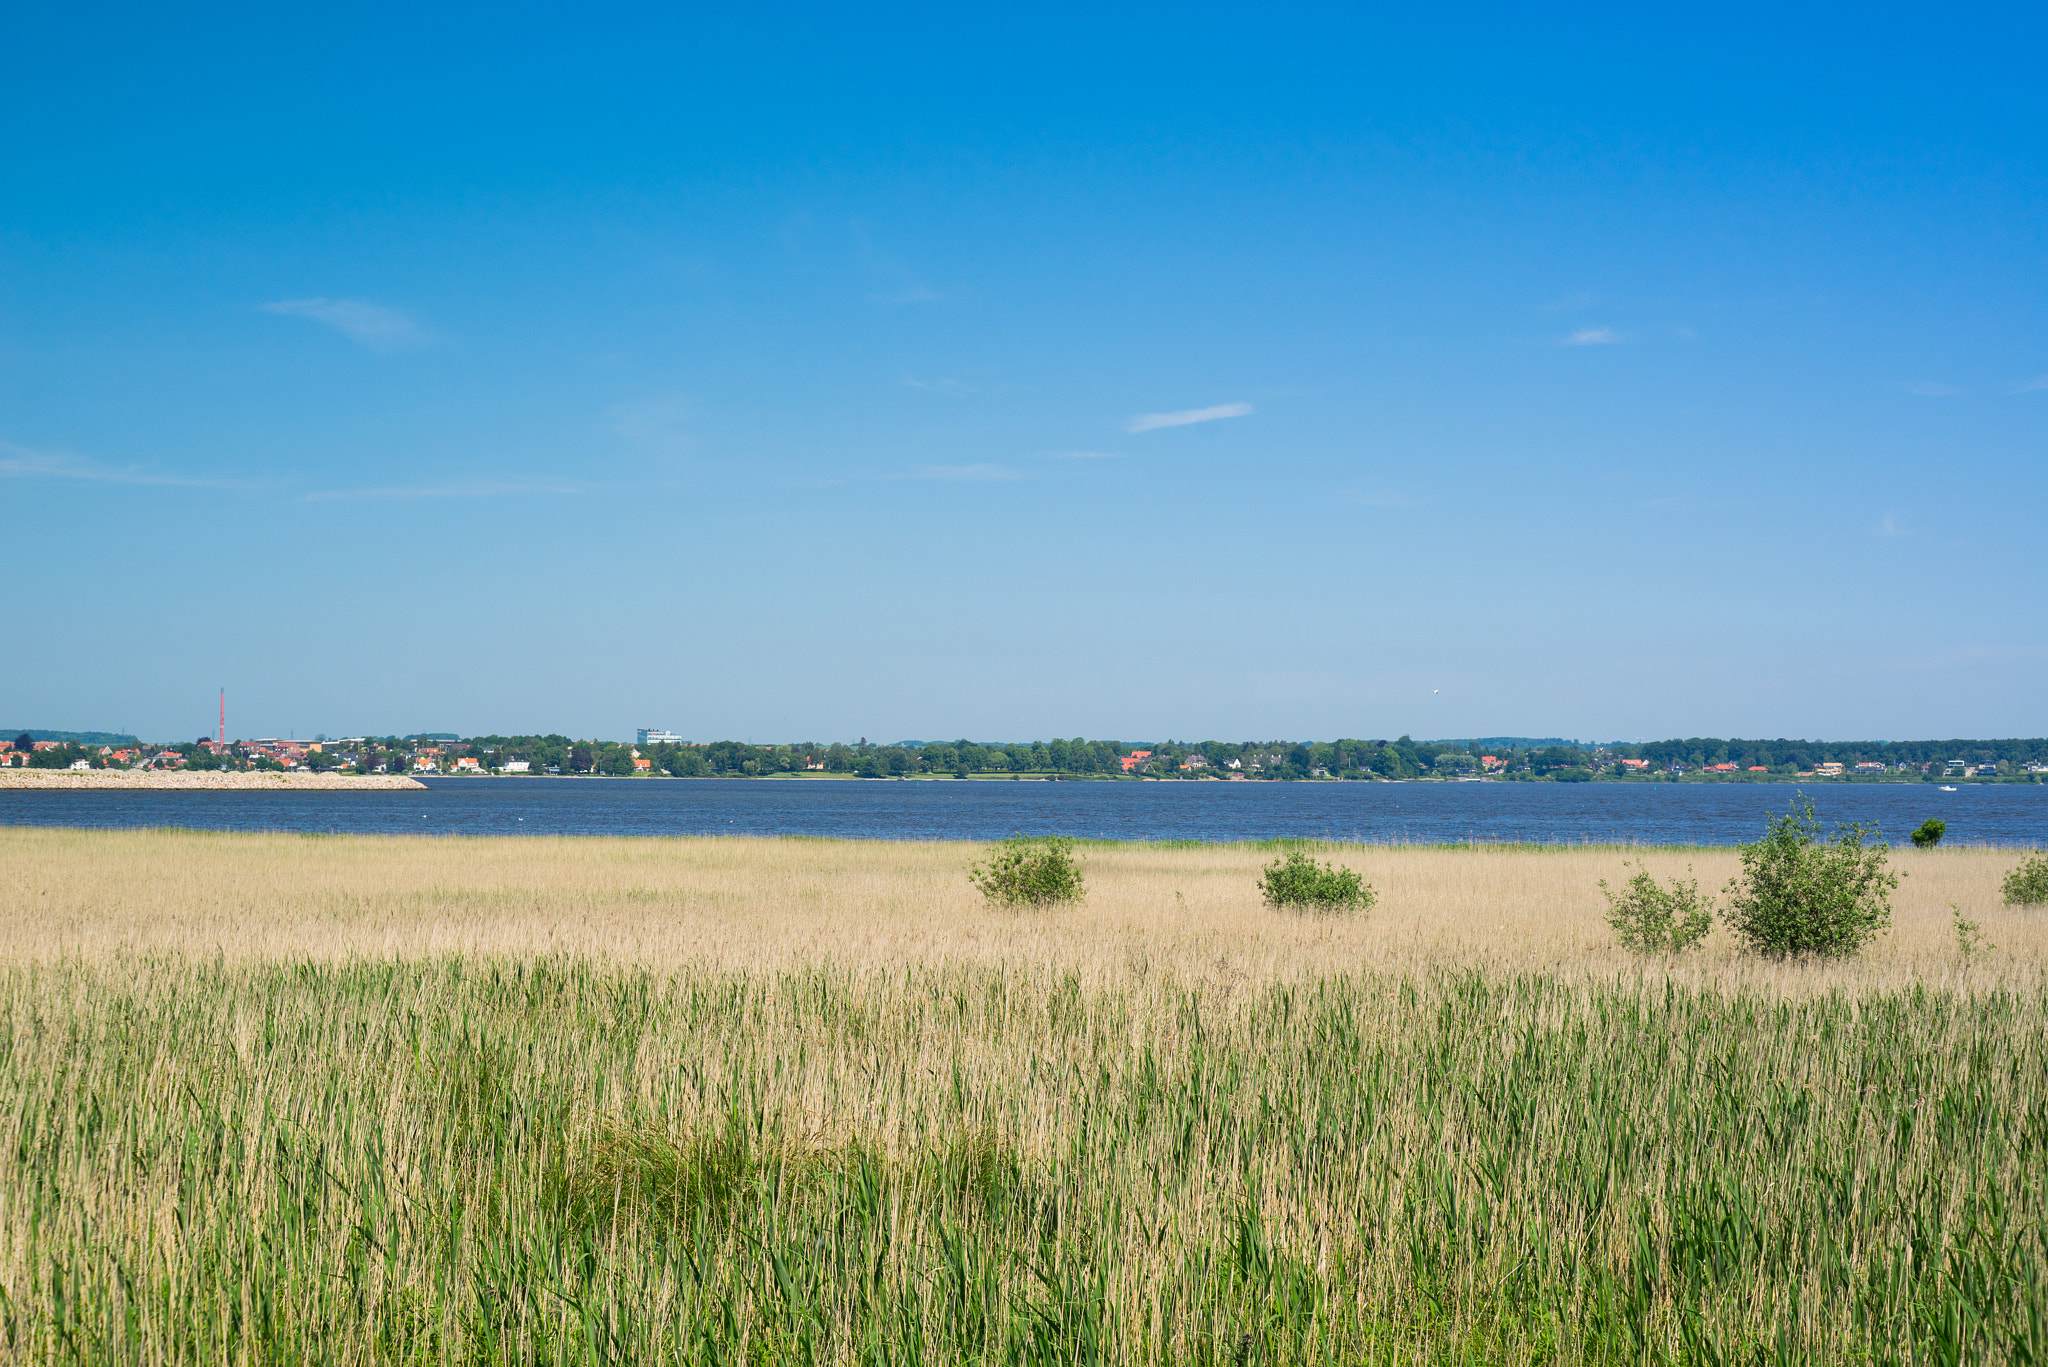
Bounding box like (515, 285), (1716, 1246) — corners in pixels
(2003, 853), (2048, 906)
(1259, 849), (1375, 912)
(1910, 818), (1946, 849)
(968, 834), (1086, 906)
(1599, 862), (1713, 952)
(1723, 796), (1898, 958)
(1951, 903), (1992, 962)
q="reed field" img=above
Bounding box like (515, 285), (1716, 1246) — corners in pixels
(1, 827), (2044, 1363)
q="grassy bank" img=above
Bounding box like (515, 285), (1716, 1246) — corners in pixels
(1, 830), (2043, 1362)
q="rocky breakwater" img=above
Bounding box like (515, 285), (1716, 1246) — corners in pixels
(0, 769), (428, 791)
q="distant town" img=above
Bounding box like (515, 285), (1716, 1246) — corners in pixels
(5, 730), (2044, 783)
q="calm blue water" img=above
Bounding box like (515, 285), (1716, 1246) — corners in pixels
(2, 777), (2043, 845)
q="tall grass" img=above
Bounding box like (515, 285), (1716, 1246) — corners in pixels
(0, 829), (2043, 1362)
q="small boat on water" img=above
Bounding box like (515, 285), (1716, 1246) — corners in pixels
(1939, 785), (1958, 791)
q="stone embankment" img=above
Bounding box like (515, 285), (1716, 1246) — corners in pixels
(0, 769), (428, 791)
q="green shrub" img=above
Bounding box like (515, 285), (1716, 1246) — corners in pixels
(1951, 903), (1993, 962)
(1598, 862), (1713, 952)
(968, 834), (1085, 906)
(1259, 849), (1375, 912)
(1722, 797), (1898, 958)
(2003, 853), (2048, 906)
(1910, 818), (1946, 849)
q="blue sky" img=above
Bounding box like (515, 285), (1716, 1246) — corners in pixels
(4, 4), (2043, 744)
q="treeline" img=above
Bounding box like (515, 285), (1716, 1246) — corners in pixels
(468, 734), (1551, 780)
(460, 733), (2048, 782)
(1607, 737), (2048, 770)
(31, 730), (2048, 781)
(468, 736), (1138, 778)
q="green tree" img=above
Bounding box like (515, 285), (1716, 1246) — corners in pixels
(1599, 863), (1713, 952)
(1910, 818), (1946, 849)
(2003, 854), (2048, 906)
(1723, 797), (1898, 957)
(968, 836), (1085, 906)
(1258, 849), (1374, 912)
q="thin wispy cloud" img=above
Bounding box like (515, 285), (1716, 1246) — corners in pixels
(0, 441), (257, 489)
(1876, 513), (1906, 537)
(1125, 402), (1253, 433)
(302, 479), (582, 502)
(902, 375), (977, 396)
(606, 395), (695, 445)
(909, 463), (1023, 482)
(1902, 381), (1960, 397)
(260, 298), (426, 349)
(1560, 327), (1624, 346)
(2012, 374), (2048, 394)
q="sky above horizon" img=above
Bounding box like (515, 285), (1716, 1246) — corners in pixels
(5, 3), (2044, 744)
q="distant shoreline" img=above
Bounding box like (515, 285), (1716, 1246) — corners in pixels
(0, 770), (427, 791)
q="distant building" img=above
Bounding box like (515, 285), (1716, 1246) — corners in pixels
(638, 728), (686, 745)
(502, 760), (531, 773)
(453, 757), (483, 773)
(1748, 766), (1768, 772)
(1120, 750), (1154, 773)
(633, 757), (653, 772)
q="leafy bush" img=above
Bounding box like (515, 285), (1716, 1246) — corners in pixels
(968, 835), (1085, 906)
(1910, 818), (1946, 849)
(1722, 797), (1898, 958)
(1598, 862), (1713, 952)
(1259, 849), (1375, 912)
(2003, 853), (2048, 906)
(1951, 903), (1993, 962)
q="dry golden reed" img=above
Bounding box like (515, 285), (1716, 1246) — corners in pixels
(0, 828), (2042, 1363)
(3, 827), (2038, 990)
